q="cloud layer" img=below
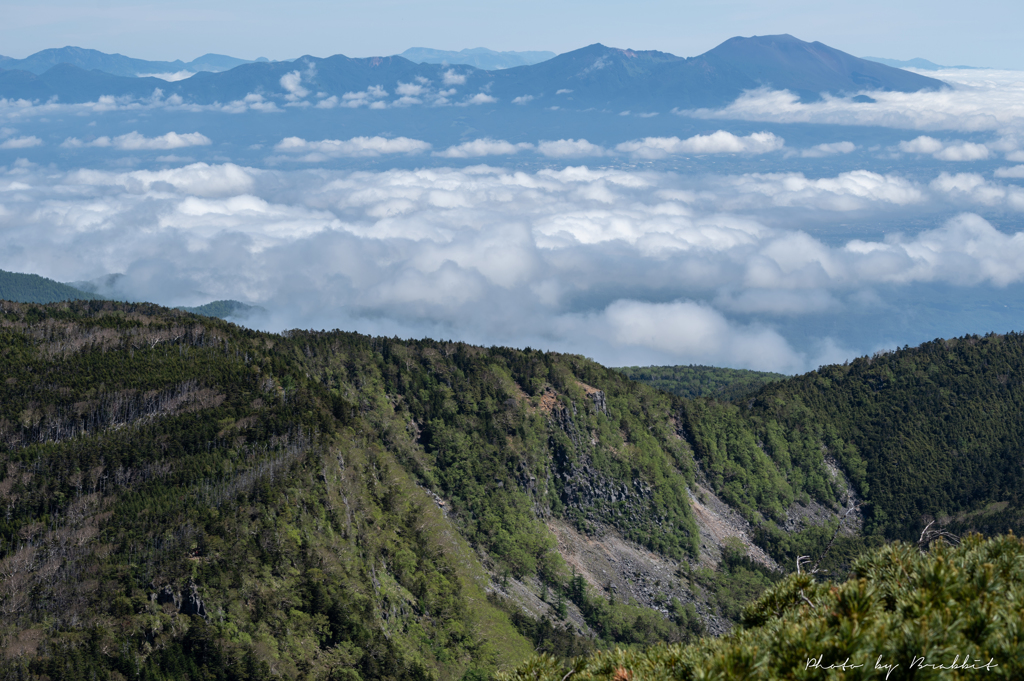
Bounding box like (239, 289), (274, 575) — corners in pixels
(687, 69), (1024, 134)
(61, 131), (212, 150)
(616, 131), (784, 158)
(4, 160), (1024, 373)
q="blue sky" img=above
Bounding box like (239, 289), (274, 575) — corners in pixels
(2, 0), (1023, 68)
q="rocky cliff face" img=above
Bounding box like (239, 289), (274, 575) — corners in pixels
(153, 580), (208, 618)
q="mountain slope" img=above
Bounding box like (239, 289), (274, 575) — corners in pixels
(744, 335), (1024, 540)
(0, 301), (769, 679)
(0, 269), (103, 304)
(399, 47), (556, 70)
(501, 533), (1024, 680)
(0, 46), (252, 76)
(693, 34), (942, 101)
(864, 55), (983, 70)
(3, 301), (1022, 679)
(617, 365), (788, 401)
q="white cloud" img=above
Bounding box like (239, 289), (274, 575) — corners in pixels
(68, 163), (255, 197)
(443, 70), (466, 86)
(929, 172), (1024, 208)
(800, 141), (856, 158)
(274, 136), (431, 158)
(11, 162), (1024, 373)
(995, 165), (1024, 178)
(512, 95), (535, 104)
(280, 71), (310, 101)
(935, 143), (990, 161)
(0, 135), (42, 149)
(61, 136), (111, 148)
(898, 136), (945, 154)
(714, 170), (925, 210)
(536, 139), (607, 158)
(434, 138), (534, 158)
(556, 89), (573, 95)
(616, 131), (784, 159)
(898, 135), (990, 161)
(396, 82), (426, 97)
(223, 93), (281, 113)
(111, 131), (212, 150)
(595, 299), (805, 372)
(324, 85), (389, 109)
(458, 93), (497, 106)
(684, 69), (1024, 135)
(138, 71), (196, 82)
(62, 132), (210, 150)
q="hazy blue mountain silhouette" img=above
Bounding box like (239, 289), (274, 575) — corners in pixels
(0, 46), (251, 77)
(0, 35), (944, 109)
(400, 47), (555, 70)
(688, 35), (944, 103)
(863, 56), (983, 71)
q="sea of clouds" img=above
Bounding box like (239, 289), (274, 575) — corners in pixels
(2, 154), (1023, 372)
(2, 66), (1024, 372)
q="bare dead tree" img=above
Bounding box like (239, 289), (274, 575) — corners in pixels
(811, 500), (862, 573)
(918, 520), (960, 550)
(795, 555), (816, 609)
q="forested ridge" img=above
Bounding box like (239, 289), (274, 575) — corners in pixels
(1, 300), (1023, 680)
(616, 365), (787, 401)
(0, 270), (103, 305)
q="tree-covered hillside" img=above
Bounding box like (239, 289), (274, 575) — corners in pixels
(176, 299), (262, 320)
(0, 300), (790, 680)
(743, 337), (1024, 541)
(0, 269), (103, 304)
(617, 365), (787, 401)
(2, 300), (1024, 680)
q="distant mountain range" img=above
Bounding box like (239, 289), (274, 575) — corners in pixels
(0, 35), (944, 109)
(863, 56), (983, 71)
(399, 47), (555, 70)
(0, 46), (256, 77)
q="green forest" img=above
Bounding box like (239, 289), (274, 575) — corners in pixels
(176, 300), (262, 320)
(0, 269), (254, 320)
(615, 365), (787, 401)
(0, 269), (103, 305)
(1, 300), (1023, 680)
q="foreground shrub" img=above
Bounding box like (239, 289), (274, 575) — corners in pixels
(499, 533), (1024, 680)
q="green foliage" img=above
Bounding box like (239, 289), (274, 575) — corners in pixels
(746, 335), (1024, 540)
(617, 364), (787, 401)
(177, 300), (262, 320)
(499, 533), (1024, 680)
(0, 301), (530, 680)
(6, 301), (1024, 680)
(559, 571), (703, 647)
(0, 269), (103, 304)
